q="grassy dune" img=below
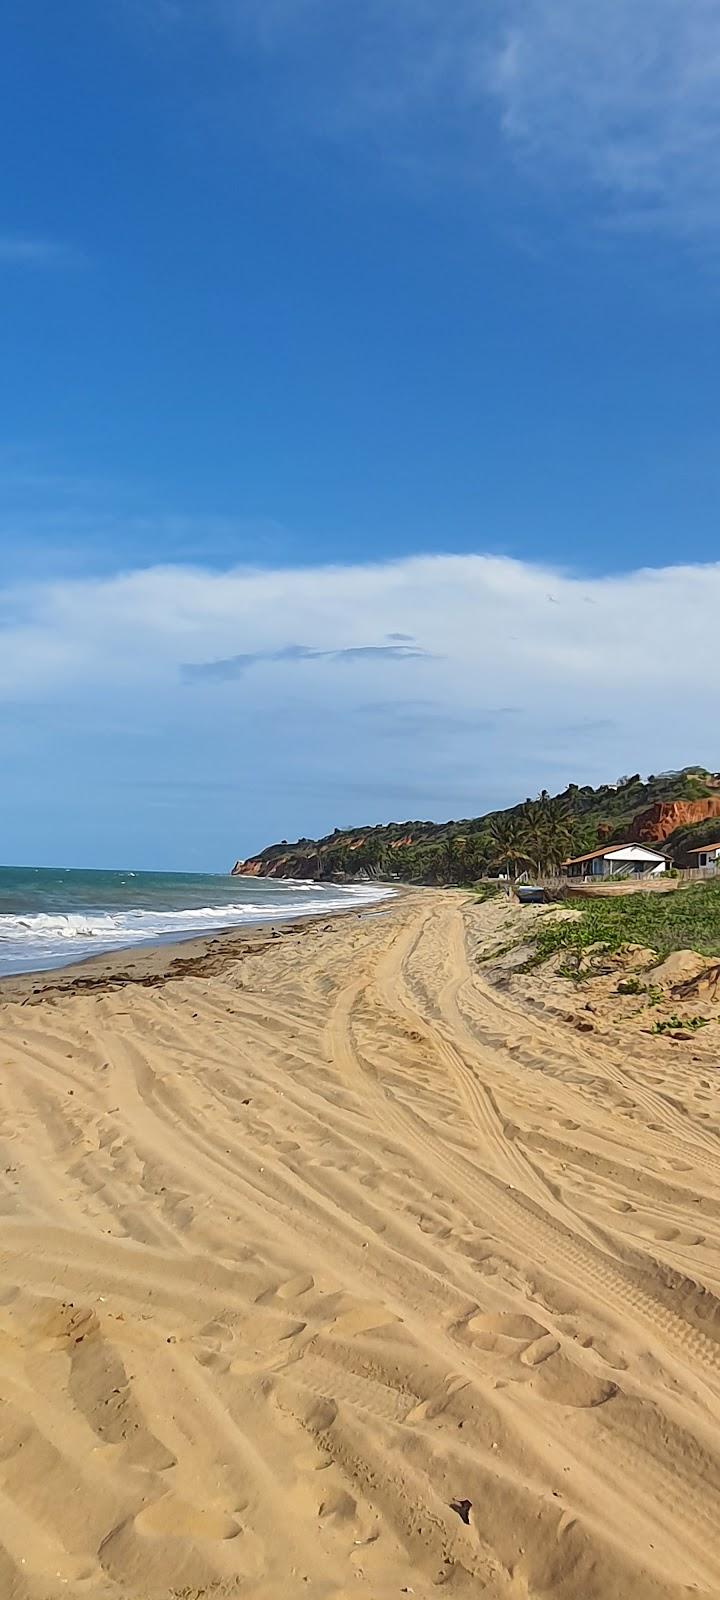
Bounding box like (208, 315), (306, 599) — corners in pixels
(534, 880), (720, 963)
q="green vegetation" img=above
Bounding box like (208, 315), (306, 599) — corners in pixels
(474, 882), (503, 904)
(651, 1013), (710, 1035)
(245, 766), (718, 887)
(531, 880), (720, 966)
(617, 975), (646, 995)
(663, 817), (720, 862)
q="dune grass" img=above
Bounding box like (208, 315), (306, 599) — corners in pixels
(533, 881), (720, 964)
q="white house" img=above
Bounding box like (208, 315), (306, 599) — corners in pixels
(687, 843), (720, 870)
(562, 844), (668, 880)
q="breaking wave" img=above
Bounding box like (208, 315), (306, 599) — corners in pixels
(0, 881), (393, 976)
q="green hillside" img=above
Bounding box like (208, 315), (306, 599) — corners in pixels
(662, 816), (720, 863)
(236, 766), (719, 885)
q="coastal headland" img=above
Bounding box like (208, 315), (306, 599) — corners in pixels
(0, 888), (719, 1598)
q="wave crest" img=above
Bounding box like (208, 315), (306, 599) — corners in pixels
(0, 883), (394, 965)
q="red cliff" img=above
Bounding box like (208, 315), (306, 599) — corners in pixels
(232, 853), (315, 878)
(626, 798), (720, 844)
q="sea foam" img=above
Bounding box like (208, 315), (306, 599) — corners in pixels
(0, 880), (393, 976)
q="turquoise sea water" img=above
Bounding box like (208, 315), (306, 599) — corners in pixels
(0, 865), (391, 977)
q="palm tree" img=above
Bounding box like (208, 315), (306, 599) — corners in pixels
(488, 815), (527, 879)
(442, 834), (468, 882)
(519, 796), (576, 876)
(546, 798), (577, 871)
(461, 834), (489, 884)
(518, 801), (548, 876)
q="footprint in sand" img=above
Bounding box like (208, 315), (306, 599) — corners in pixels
(195, 1319), (235, 1370)
(199, 1319), (233, 1344)
(100, 1497), (260, 1592)
(136, 1497), (240, 1540)
(317, 1487), (357, 1521)
(526, 1349), (617, 1408)
(277, 1318), (307, 1340)
(196, 1347), (231, 1373)
(404, 1375), (469, 1423)
(418, 1215), (452, 1239)
(230, 1316), (308, 1376)
(651, 1225), (705, 1246)
(520, 1333), (561, 1367)
(275, 1273), (315, 1301)
(331, 1302), (398, 1337)
(463, 1311), (549, 1352)
(546, 1315), (628, 1371)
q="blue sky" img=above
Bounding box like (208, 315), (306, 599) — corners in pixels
(2, 1), (719, 869)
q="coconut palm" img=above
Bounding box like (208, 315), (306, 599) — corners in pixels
(442, 834), (470, 882)
(519, 796), (576, 875)
(461, 834), (490, 883)
(488, 815), (527, 879)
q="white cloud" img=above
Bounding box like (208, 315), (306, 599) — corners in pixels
(0, 549), (715, 768)
(1, 549), (715, 688)
(2, 549), (716, 862)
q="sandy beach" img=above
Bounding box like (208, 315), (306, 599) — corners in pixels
(0, 886), (719, 1599)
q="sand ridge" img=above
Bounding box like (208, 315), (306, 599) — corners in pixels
(0, 889), (719, 1597)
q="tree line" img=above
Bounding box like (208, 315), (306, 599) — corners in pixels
(318, 794), (599, 885)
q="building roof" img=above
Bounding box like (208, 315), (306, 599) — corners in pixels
(687, 842), (720, 854)
(561, 843), (669, 867)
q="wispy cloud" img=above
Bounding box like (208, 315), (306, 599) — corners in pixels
(486, 1), (720, 235)
(158, 1), (720, 237)
(0, 235), (84, 268)
(183, 640), (432, 681)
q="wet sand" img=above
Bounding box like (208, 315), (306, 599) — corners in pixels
(0, 888), (719, 1598)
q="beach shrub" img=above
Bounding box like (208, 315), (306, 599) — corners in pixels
(474, 882), (503, 903)
(529, 881), (720, 966)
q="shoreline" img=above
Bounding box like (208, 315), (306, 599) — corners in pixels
(0, 883), (401, 1004)
(0, 887), (405, 1005)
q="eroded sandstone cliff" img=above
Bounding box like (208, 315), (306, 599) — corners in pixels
(627, 798), (720, 843)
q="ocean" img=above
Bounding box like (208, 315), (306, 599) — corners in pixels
(0, 865), (392, 978)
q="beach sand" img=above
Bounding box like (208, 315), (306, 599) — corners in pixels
(0, 887), (719, 1598)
